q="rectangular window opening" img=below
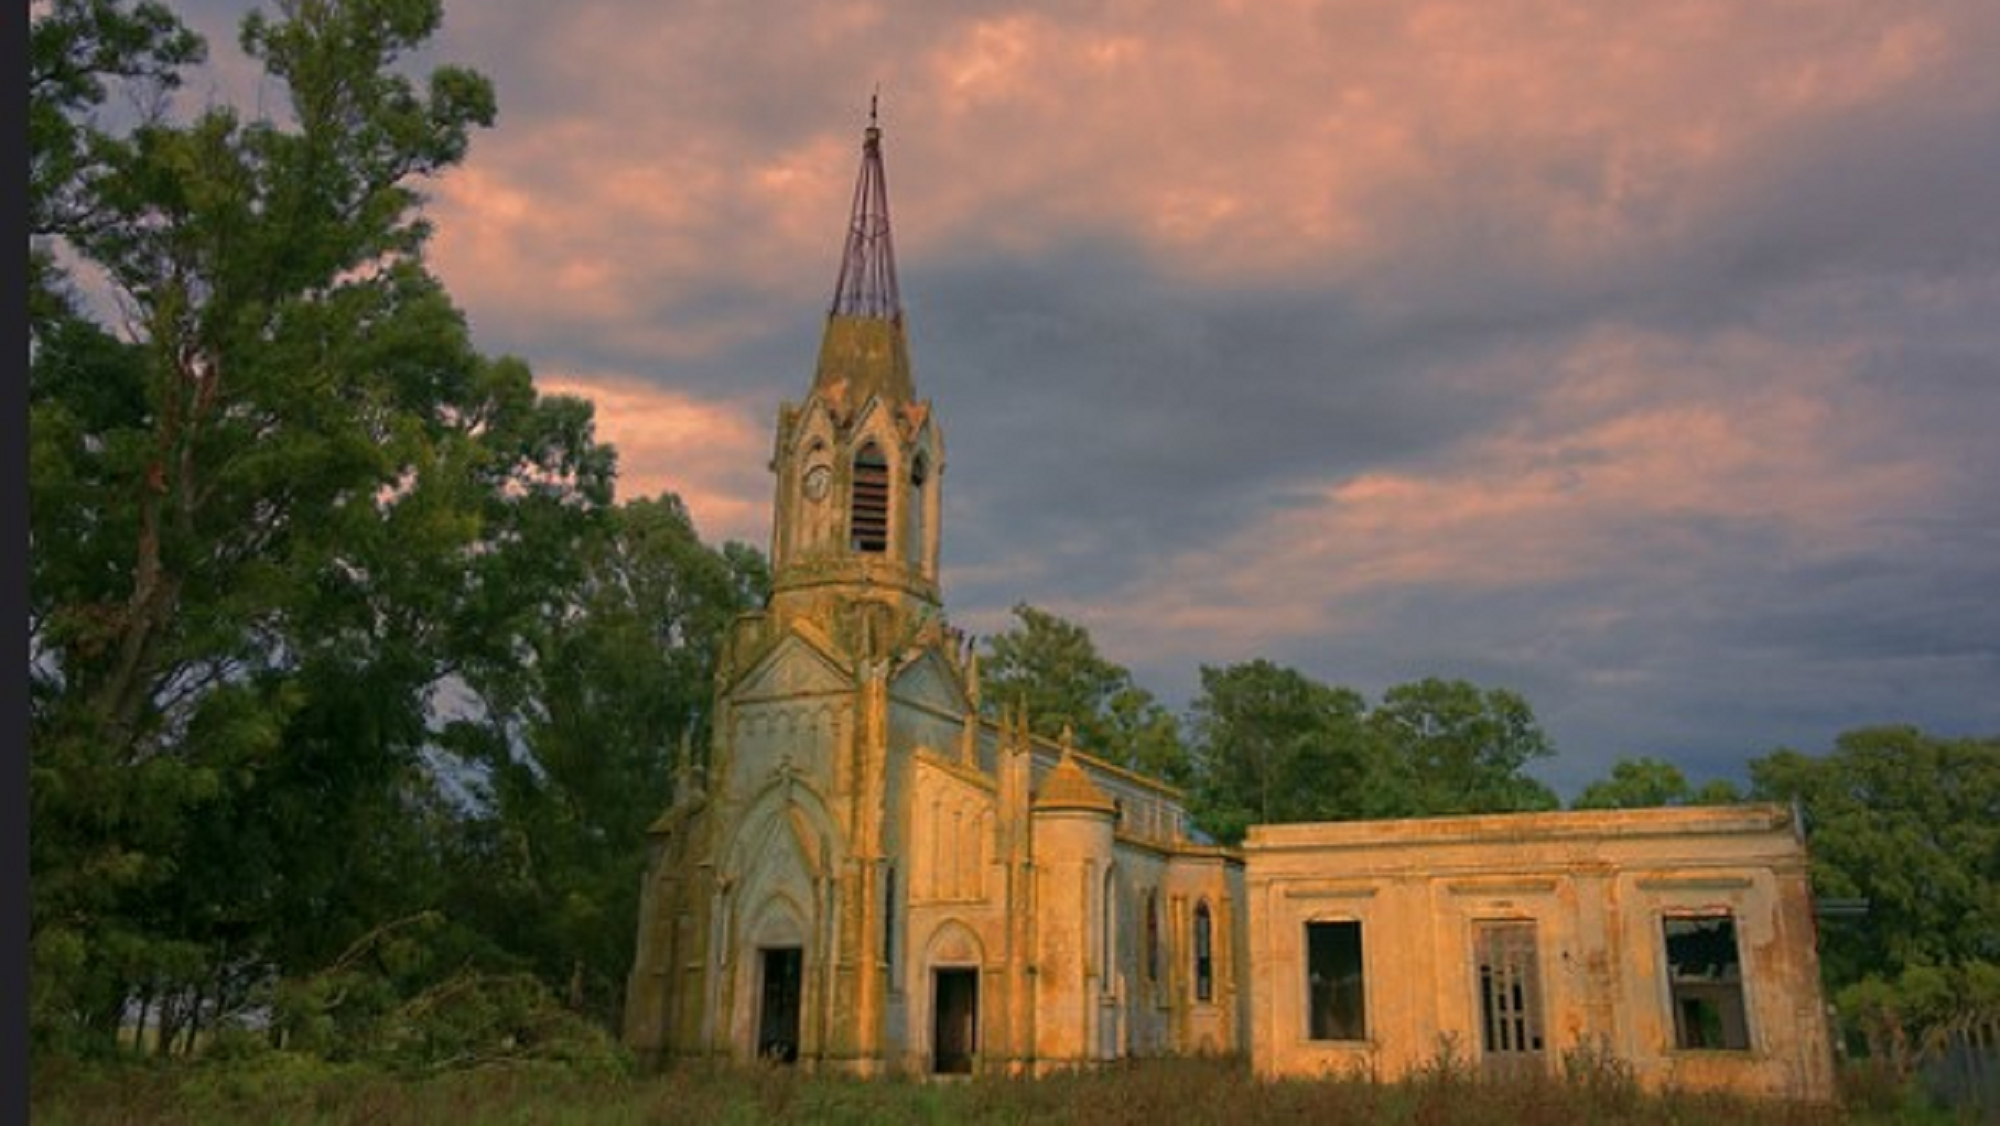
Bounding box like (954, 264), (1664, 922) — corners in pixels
(1664, 914), (1750, 1051)
(1306, 920), (1366, 1041)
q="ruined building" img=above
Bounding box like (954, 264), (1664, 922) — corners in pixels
(623, 118), (1835, 1101)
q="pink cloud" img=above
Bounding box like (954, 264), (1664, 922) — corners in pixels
(396, 0), (1992, 686)
(1076, 323), (1939, 661)
(421, 0), (1991, 339)
(536, 373), (771, 545)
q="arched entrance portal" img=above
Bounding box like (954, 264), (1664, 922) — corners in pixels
(925, 919), (986, 1074)
(724, 777), (840, 1066)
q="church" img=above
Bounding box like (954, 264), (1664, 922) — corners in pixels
(622, 117), (1836, 1102)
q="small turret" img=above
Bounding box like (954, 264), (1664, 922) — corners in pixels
(1034, 750), (1120, 815)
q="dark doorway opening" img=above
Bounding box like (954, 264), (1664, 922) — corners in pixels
(1306, 920), (1366, 1041)
(758, 947), (803, 1063)
(933, 968), (979, 1074)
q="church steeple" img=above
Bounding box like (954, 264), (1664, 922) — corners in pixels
(829, 95), (901, 322)
(810, 100), (917, 409)
(767, 105), (943, 615)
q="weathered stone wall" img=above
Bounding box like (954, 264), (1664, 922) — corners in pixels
(1244, 806), (1835, 1101)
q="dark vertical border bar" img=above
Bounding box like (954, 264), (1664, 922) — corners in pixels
(8, 0), (35, 1115)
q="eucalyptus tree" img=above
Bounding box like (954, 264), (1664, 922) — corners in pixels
(28, 0), (614, 1051)
(1571, 756), (1742, 810)
(1367, 677), (1560, 817)
(1750, 727), (2000, 990)
(1186, 660), (1374, 843)
(980, 603), (1189, 782)
(439, 496), (767, 1026)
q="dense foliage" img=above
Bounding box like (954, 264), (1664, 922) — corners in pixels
(980, 612), (1559, 844)
(980, 602), (1190, 783)
(29, 0), (762, 1061)
(1571, 756), (1742, 810)
(1747, 727), (2000, 1056)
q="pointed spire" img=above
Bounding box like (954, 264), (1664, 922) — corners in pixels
(829, 94), (902, 321)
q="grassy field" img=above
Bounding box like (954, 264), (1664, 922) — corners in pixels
(28, 1052), (1966, 1126)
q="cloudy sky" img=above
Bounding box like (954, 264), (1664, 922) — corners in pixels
(181, 0), (2000, 794)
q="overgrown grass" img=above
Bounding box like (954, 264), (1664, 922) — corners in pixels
(28, 1052), (1972, 1125)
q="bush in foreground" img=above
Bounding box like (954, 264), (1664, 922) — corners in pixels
(31, 1051), (1967, 1126)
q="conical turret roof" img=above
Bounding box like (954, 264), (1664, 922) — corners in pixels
(1035, 750), (1118, 815)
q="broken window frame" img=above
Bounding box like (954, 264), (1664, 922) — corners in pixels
(1663, 912), (1752, 1051)
(1474, 919), (1545, 1062)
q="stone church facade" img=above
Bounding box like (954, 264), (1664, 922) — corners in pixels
(623, 119), (1834, 1100)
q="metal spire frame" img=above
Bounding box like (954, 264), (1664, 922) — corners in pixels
(829, 97), (902, 321)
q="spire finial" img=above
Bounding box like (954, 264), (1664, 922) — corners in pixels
(829, 94), (901, 320)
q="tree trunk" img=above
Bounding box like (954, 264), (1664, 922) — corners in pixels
(154, 992), (181, 1059)
(131, 987), (152, 1053)
(181, 978), (206, 1057)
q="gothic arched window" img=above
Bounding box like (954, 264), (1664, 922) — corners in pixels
(884, 864), (898, 969)
(904, 451), (928, 569)
(1145, 890), (1160, 983)
(1194, 900), (1214, 1003)
(1101, 870), (1117, 996)
(850, 443), (889, 553)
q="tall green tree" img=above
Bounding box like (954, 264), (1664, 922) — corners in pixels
(29, 0), (202, 318)
(1367, 677), (1559, 816)
(1749, 727), (2000, 990)
(29, 0), (617, 1052)
(1571, 756), (1742, 810)
(1187, 660), (1374, 844)
(1186, 668), (1559, 841)
(980, 603), (1187, 781)
(440, 496), (766, 1026)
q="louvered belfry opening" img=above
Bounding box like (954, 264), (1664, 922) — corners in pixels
(829, 105), (901, 321)
(851, 443), (890, 552)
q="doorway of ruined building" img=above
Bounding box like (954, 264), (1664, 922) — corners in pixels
(757, 947), (803, 1063)
(933, 968), (978, 1074)
(1475, 921), (1546, 1078)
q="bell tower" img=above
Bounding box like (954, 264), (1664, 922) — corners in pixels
(631, 104), (983, 1075)
(767, 104), (944, 638)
